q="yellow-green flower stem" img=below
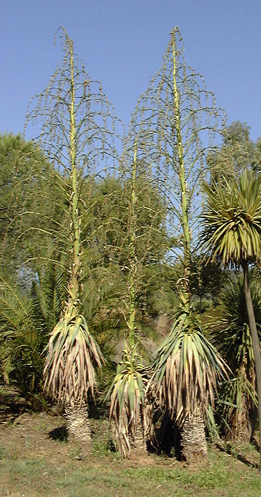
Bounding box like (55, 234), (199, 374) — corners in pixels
(127, 141), (138, 346)
(68, 37), (81, 307)
(172, 29), (191, 303)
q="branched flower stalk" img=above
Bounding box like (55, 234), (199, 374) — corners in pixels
(107, 140), (153, 457)
(128, 27), (225, 272)
(25, 27), (121, 441)
(127, 27), (228, 461)
(172, 34), (191, 299)
(127, 140), (138, 346)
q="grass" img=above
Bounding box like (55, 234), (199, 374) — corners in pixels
(1, 451), (260, 497)
(0, 404), (260, 497)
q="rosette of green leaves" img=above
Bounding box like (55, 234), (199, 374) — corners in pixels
(200, 171), (261, 266)
(44, 304), (104, 406)
(107, 344), (150, 457)
(151, 307), (229, 424)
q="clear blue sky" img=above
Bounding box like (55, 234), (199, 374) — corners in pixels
(1, 0), (260, 141)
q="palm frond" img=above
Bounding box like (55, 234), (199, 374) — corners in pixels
(0, 275), (46, 400)
(208, 274), (260, 372)
(0, 275), (35, 334)
(31, 261), (68, 332)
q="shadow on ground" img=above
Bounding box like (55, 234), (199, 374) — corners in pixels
(49, 425), (68, 441)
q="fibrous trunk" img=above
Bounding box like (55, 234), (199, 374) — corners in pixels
(228, 388), (257, 443)
(113, 416), (147, 457)
(65, 402), (92, 443)
(181, 406), (207, 462)
(129, 417), (146, 452)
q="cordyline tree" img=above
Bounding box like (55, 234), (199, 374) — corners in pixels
(209, 274), (260, 442)
(200, 170), (261, 470)
(25, 27), (121, 441)
(127, 27), (228, 461)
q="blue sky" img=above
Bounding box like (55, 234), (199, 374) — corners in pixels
(1, 0), (260, 141)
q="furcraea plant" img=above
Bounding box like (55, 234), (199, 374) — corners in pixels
(127, 26), (228, 461)
(25, 27), (121, 441)
(107, 344), (151, 457)
(107, 142), (160, 457)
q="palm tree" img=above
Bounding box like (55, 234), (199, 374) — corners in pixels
(209, 274), (260, 441)
(200, 170), (261, 468)
(0, 262), (67, 407)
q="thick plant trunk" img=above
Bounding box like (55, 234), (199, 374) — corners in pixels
(249, 407), (258, 441)
(181, 406), (207, 462)
(243, 263), (261, 470)
(228, 367), (257, 443)
(129, 418), (146, 453)
(113, 417), (147, 457)
(229, 395), (254, 443)
(65, 402), (92, 443)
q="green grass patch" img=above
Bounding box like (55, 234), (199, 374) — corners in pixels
(0, 412), (260, 497)
(1, 451), (260, 497)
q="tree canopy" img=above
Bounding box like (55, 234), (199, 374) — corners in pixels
(207, 121), (261, 181)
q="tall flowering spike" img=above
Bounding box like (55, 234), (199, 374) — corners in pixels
(126, 27), (225, 290)
(107, 141), (160, 457)
(25, 28), (122, 433)
(126, 27), (227, 462)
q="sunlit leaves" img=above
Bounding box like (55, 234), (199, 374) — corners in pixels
(208, 274), (260, 438)
(151, 309), (229, 424)
(106, 344), (150, 457)
(44, 304), (104, 405)
(200, 170), (261, 266)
